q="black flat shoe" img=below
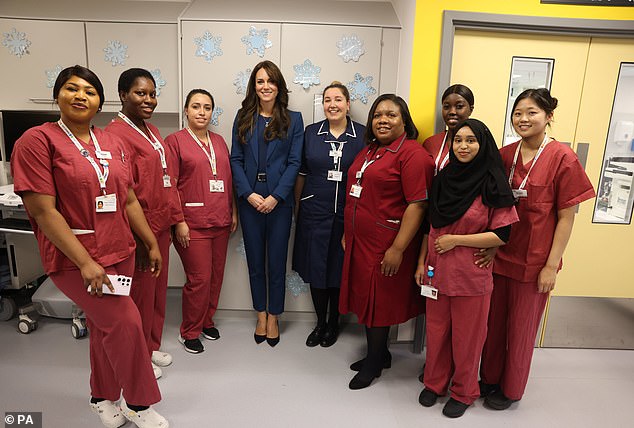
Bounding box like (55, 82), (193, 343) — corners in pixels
(350, 351), (392, 371)
(348, 368), (381, 390)
(484, 390), (518, 410)
(442, 398), (469, 418)
(305, 325), (326, 347)
(418, 388), (438, 407)
(479, 380), (500, 398)
(320, 326), (339, 348)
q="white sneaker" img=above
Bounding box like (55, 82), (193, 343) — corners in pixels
(151, 350), (172, 367)
(120, 399), (169, 428)
(152, 362), (162, 379)
(89, 399), (126, 428)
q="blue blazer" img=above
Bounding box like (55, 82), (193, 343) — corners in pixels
(230, 110), (304, 206)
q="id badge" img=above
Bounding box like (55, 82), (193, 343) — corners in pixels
(329, 149), (343, 158)
(420, 284), (438, 300)
(95, 150), (112, 160)
(210, 179), (225, 193)
(512, 189), (527, 199)
(349, 184), (362, 198)
(327, 170), (343, 182)
(163, 175), (172, 188)
(96, 194), (117, 213)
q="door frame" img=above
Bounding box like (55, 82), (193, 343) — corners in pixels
(435, 11), (634, 133)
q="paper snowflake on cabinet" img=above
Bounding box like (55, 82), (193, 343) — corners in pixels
(348, 73), (376, 104)
(103, 40), (128, 66)
(337, 34), (365, 63)
(194, 31), (223, 63)
(286, 271), (309, 297)
(2, 28), (31, 58)
(212, 106), (223, 127)
(150, 69), (166, 97)
(241, 26), (272, 58)
(233, 68), (251, 95)
(293, 59), (321, 90)
(45, 65), (63, 88)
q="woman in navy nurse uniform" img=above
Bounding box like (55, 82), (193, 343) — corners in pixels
(230, 60), (304, 347)
(293, 81), (365, 348)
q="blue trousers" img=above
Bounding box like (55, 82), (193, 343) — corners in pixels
(238, 196), (292, 315)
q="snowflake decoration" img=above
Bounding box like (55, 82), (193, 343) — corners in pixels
(103, 40), (128, 66)
(211, 106), (223, 127)
(2, 28), (31, 58)
(241, 26), (273, 58)
(293, 59), (321, 90)
(337, 34), (365, 63)
(286, 271), (309, 297)
(233, 68), (251, 95)
(348, 73), (377, 104)
(194, 31), (223, 63)
(45, 65), (63, 88)
(149, 69), (166, 97)
(236, 237), (246, 260)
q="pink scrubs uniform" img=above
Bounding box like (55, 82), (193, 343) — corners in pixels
(105, 119), (183, 354)
(165, 128), (233, 340)
(339, 134), (434, 327)
(423, 197), (518, 405)
(11, 123), (160, 405)
(480, 140), (595, 400)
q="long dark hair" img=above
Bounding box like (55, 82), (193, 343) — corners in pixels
(364, 94), (418, 145)
(236, 61), (290, 144)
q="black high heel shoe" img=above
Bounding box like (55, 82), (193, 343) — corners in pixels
(266, 318), (280, 347)
(254, 319), (266, 344)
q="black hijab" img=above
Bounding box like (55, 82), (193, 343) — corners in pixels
(429, 118), (515, 228)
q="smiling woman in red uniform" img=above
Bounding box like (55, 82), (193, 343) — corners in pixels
(479, 88), (595, 410)
(106, 68), (184, 378)
(340, 94), (434, 390)
(165, 89), (237, 354)
(415, 119), (518, 418)
(423, 84), (474, 176)
(11, 65), (168, 428)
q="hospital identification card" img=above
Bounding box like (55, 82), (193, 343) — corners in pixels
(163, 175), (172, 188)
(327, 170), (343, 182)
(210, 179), (225, 193)
(96, 194), (117, 213)
(420, 284), (438, 300)
(349, 184), (362, 198)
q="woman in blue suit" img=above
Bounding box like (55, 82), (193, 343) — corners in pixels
(230, 60), (304, 347)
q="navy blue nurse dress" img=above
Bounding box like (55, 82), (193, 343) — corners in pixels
(292, 118), (365, 289)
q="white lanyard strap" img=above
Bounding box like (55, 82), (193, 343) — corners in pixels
(118, 112), (168, 171)
(186, 127), (217, 177)
(434, 131), (449, 175)
(57, 120), (109, 193)
(509, 134), (550, 190)
(329, 141), (344, 169)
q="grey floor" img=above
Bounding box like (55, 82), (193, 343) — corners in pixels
(1, 290), (633, 428)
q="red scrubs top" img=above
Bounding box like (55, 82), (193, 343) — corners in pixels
(105, 120), (183, 234)
(339, 134), (434, 327)
(423, 131), (450, 173)
(426, 196), (518, 296)
(494, 140), (595, 282)
(165, 128), (233, 229)
(11, 122), (135, 273)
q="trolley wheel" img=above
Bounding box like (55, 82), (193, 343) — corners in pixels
(18, 319), (35, 334)
(71, 320), (87, 339)
(0, 297), (18, 322)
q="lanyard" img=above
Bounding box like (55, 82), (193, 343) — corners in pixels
(328, 141), (345, 169)
(57, 120), (109, 194)
(434, 131), (450, 175)
(118, 112), (168, 171)
(509, 134), (550, 190)
(186, 127), (217, 177)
